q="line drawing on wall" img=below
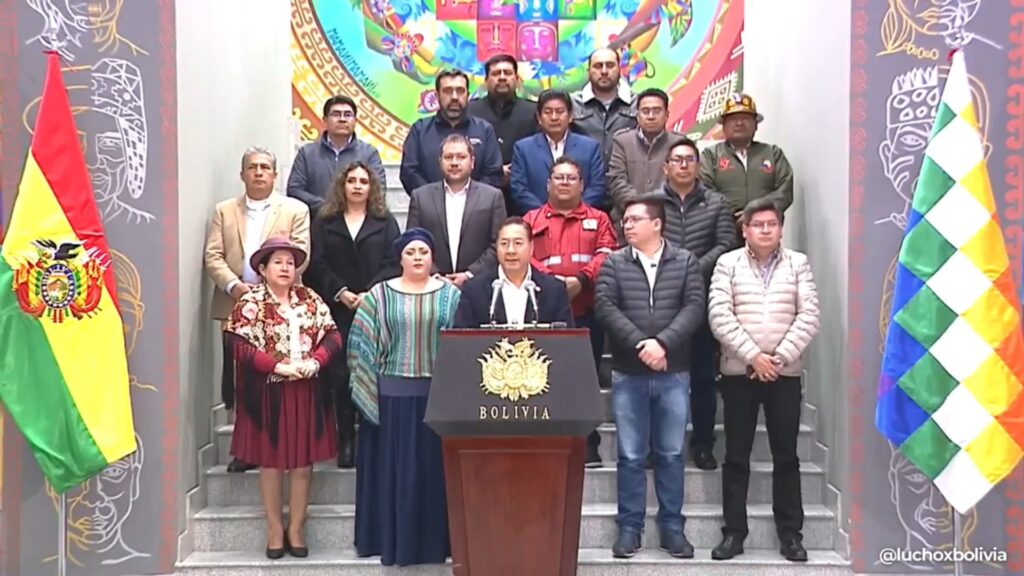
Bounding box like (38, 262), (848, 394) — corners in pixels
(44, 432), (149, 567)
(25, 0), (148, 60)
(22, 58), (154, 225)
(878, 0), (1000, 61)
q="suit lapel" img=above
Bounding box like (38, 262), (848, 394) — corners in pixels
(234, 196), (247, 247)
(455, 182), (483, 267)
(430, 184), (453, 271)
(260, 195), (283, 241)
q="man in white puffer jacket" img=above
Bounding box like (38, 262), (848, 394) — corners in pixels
(706, 198), (820, 563)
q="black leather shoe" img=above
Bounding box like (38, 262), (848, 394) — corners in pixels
(658, 529), (694, 558)
(780, 537), (808, 562)
(611, 530), (641, 558)
(337, 408), (356, 469)
(711, 535), (744, 560)
(692, 449), (718, 470)
(227, 458), (256, 473)
(585, 444), (602, 468)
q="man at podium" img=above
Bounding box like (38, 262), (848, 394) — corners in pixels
(453, 217), (574, 327)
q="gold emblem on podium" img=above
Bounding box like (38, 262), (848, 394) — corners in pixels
(479, 338), (551, 402)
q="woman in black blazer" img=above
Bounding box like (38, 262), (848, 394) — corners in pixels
(307, 161), (401, 467)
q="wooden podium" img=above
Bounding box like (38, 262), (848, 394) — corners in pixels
(425, 328), (604, 576)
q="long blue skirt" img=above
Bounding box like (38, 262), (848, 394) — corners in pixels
(354, 376), (450, 566)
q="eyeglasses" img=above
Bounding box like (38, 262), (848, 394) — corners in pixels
(550, 174), (580, 183)
(328, 110), (355, 119)
(620, 215), (651, 226)
(639, 107), (664, 117)
(666, 155), (698, 166)
(746, 220), (780, 231)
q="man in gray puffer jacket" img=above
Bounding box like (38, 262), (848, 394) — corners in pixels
(659, 138), (737, 471)
(594, 196), (705, 560)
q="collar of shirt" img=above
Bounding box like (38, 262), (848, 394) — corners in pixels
(746, 245), (782, 265)
(544, 201), (587, 219)
(581, 80), (632, 106)
(547, 132), (568, 149)
(245, 195), (272, 211)
(637, 129), (665, 148)
(632, 238), (665, 264)
(444, 179), (471, 196)
(322, 132), (354, 155)
(433, 112), (470, 130)
(498, 264), (532, 288)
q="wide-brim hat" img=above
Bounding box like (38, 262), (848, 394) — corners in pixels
(720, 93), (764, 123)
(250, 236), (307, 272)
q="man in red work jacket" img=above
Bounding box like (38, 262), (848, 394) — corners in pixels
(524, 156), (618, 467)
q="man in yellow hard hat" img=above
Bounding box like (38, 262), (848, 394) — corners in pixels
(699, 94), (794, 233)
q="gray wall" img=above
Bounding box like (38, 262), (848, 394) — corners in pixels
(744, 0), (852, 552)
(1, 0), (180, 574)
(847, 0), (1024, 573)
(174, 0), (293, 552)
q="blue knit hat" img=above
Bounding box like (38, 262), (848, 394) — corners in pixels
(393, 227), (435, 258)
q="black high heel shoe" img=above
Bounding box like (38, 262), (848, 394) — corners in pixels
(266, 537), (286, 559)
(286, 529), (308, 558)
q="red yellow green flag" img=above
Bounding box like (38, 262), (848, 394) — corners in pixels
(0, 52), (136, 493)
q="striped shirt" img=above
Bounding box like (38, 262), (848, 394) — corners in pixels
(347, 280), (460, 423)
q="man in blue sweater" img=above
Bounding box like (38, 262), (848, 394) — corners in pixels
(400, 69), (504, 194)
(286, 95), (387, 214)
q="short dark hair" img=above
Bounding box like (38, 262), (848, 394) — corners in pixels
(665, 137), (700, 162)
(637, 87), (669, 109)
(536, 90), (572, 114)
(623, 195), (667, 227)
(435, 69), (470, 93)
(742, 198), (785, 226)
(484, 54), (518, 76)
(551, 156), (582, 177)
(322, 95), (357, 118)
(439, 133), (475, 158)
(498, 216), (533, 238)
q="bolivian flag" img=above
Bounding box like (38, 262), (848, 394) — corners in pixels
(0, 53), (136, 493)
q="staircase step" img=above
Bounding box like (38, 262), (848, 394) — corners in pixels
(597, 422), (814, 464)
(214, 422), (814, 467)
(178, 547), (850, 575)
(191, 503), (835, 552)
(206, 462), (824, 507)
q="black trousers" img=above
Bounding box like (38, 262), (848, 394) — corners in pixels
(720, 374), (803, 540)
(575, 312), (604, 452)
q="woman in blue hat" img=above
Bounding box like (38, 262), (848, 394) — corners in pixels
(347, 227), (461, 567)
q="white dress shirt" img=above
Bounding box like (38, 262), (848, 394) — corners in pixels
(499, 265), (532, 325)
(226, 195), (273, 294)
(444, 180), (469, 269)
(547, 134), (567, 159)
(632, 240), (664, 307)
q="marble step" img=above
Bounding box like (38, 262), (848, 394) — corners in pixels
(178, 547), (851, 576)
(213, 421), (814, 468)
(212, 388), (818, 431)
(191, 503), (835, 553)
(206, 461), (824, 507)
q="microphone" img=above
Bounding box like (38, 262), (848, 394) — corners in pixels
(524, 280), (540, 324)
(488, 279), (503, 324)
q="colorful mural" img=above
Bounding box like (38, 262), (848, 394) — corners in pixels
(291, 0), (744, 162)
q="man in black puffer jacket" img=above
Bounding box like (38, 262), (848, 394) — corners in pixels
(659, 138), (737, 471)
(594, 195), (705, 560)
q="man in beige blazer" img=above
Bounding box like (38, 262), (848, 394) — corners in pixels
(205, 146), (310, 473)
(205, 145), (311, 321)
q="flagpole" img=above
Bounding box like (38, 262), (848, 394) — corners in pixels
(57, 492), (66, 576)
(952, 508), (964, 576)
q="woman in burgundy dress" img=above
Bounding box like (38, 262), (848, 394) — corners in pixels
(222, 236), (342, 559)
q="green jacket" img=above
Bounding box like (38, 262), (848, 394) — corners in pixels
(699, 141), (794, 214)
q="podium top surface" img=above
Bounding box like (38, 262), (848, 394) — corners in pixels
(425, 330), (604, 437)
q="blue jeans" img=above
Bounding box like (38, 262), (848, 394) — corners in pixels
(612, 370), (690, 534)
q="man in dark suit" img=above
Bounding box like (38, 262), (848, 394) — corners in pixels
(509, 90), (605, 216)
(454, 217), (574, 328)
(406, 133), (507, 288)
